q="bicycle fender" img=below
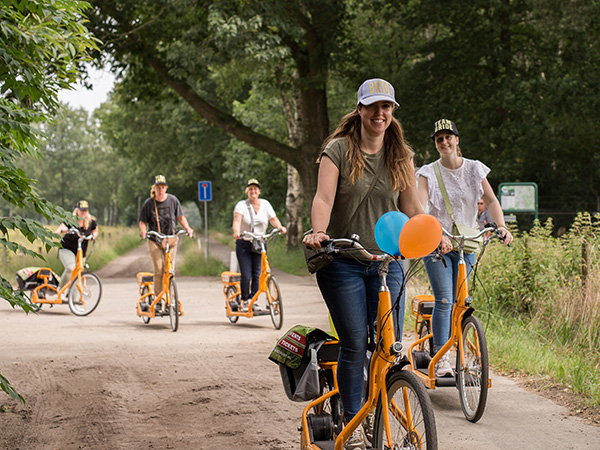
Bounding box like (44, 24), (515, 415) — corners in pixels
(386, 355), (412, 382)
(461, 307), (475, 322)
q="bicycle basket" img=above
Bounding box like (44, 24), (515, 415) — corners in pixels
(221, 271), (242, 285)
(16, 267), (59, 291)
(269, 325), (336, 402)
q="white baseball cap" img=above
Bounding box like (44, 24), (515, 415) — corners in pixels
(357, 78), (399, 107)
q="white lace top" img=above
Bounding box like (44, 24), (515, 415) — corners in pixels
(416, 158), (490, 231)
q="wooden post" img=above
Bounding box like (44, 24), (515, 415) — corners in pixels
(581, 239), (590, 288)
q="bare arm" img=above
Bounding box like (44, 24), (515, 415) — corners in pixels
(268, 216), (287, 234)
(177, 215), (194, 238)
(481, 178), (513, 245)
(139, 221), (147, 239)
(232, 212), (243, 240)
(55, 223), (68, 235)
(303, 156), (339, 249)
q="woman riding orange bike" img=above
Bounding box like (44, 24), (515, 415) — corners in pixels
(55, 200), (98, 292)
(303, 78), (424, 449)
(232, 178), (286, 312)
(416, 119), (513, 377)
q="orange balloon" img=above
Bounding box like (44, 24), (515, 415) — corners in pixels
(399, 214), (443, 258)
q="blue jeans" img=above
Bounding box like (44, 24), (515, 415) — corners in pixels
(423, 251), (476, 352)
(316, 256), (405, 420)
(235, 240), (261, 301)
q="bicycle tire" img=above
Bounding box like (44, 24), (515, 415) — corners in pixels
(417, 319), (434, 357)
(373, 370), (438, 450)
(313, 368), (342, 437)
(68, 273), (102, 316)
(168, 278), (179, 332)
(225, 285), (240, 323)
(140, 285), (151, 324)
(266, 276), (283, 330)
(457, 315), (489, 422)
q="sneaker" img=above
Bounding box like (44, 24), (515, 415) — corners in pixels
(252, 303), (262, 312)
(241, 300), (249, 312)
(435, 353), (453, 377)
(155, 301), (163, 313)
(140, 302), (148, 312)
(344, 424), (366, 450)
(362, 412), (374, 447)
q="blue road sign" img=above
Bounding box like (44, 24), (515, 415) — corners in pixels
(198, 181), (212, 202)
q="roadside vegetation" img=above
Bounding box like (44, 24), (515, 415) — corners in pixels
(0, 226), (142, 285)
(406, 215), (600, 417)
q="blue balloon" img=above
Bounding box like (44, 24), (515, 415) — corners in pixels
(374, 211), (410, 255)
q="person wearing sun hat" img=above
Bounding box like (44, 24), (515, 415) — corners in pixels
(416, 119), (513, 378)
(55, 200), (99, 290)
(302, 78), (423, 449)
(232, 178), (286, 312)
(138, 175), (194, 300)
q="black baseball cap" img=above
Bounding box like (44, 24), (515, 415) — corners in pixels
(431, 119), (459, 140)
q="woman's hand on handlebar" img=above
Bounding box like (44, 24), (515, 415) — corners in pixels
(439, 234), (453, 254)
(303, 230), (330, 249)
(496, 225), (513, 246)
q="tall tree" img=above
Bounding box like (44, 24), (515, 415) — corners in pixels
(87, 0), (346, 246)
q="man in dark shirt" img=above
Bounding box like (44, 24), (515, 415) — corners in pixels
(139, 175), (194, 297)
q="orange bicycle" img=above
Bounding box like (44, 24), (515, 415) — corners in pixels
(299, 236), (438, 450)
(136, 229), (188, 332)
(221, 228), (283, 329)
(408, 225), (502, 422)
(17, 228), (102, 316)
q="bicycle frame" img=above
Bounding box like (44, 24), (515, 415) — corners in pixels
(408, 226), (494, 388)
(300, 238), (434, 450)
(30, 232), (92, 304)
(224, 229), (280, 319)
(136, 230), (185, 319)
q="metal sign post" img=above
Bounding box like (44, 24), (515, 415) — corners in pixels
(198, 181), (212, 260)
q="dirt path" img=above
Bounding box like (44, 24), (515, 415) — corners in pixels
(1, 240), (599, 449)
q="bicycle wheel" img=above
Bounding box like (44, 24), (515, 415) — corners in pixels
(312, 369), (342, 436)
(266, 276), (283, 330)
(225, 285), (239, 323)
(417, 319), (434, 357)
(457, 315), (489, 422)
(168, 279), (179, 332)
(140, 286), (151, 324)
(373, 370), (438, 450)
(68, 273), (102, 316)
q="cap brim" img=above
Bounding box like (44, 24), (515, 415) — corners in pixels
(431, 129), (459, 139)
(359, 95), (399, 107)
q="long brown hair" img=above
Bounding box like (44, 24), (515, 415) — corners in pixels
(320, 109), (415, 191)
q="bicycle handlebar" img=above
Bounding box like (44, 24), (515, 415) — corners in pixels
(146, 229), (189, 240)
(442, 224), (504, 243)
(317, 236), (397, 262)
(67, 228), (95, 241)
(241, 229), (282, 240)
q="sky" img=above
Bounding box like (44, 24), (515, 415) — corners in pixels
(57, 65), (116, 113)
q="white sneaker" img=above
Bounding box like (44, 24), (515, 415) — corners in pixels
(344, 424), (366, 450)
(435, 353), (453, 377)
(362, 412), (374, 447)
(241, 300), (249, 312)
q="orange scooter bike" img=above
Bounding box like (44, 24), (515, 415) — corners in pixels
(221, 228), (283, 329)
(299, 236), (437, 450)
(136, 229), (188, 332)
(18, 228), (102, 316)
(408, 225), (503, 423)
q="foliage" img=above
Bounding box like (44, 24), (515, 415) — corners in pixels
(474, 212), (600, 360)
(0, 0), (98, 401)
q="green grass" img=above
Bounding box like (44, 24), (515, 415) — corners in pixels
(0, 226), (142, 284)
(178, 235), (228, 277)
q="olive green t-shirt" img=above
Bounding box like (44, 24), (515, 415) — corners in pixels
(322, 137), (401, 251)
